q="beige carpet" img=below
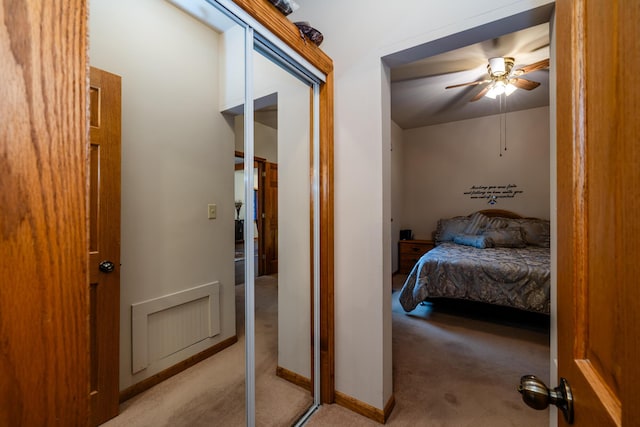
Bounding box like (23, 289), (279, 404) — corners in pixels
(103, 275), (313, 427)
(307, 274), (550, 426)
(104, 274), (550, 426)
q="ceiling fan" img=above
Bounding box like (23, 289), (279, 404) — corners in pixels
(445, 57), (549, 102)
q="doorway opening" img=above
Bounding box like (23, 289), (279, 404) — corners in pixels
(384, 4), (555, 425)
(234, 151), (268, 285)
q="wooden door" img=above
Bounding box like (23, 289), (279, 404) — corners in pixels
(89, 67), (122, 425)
(264, 162), (278, 274)
(556, 1), (639, 425)
(0, 1), (88, 424)
(255, 160), (265, 276)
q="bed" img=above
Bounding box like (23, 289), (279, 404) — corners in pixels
(398, 210), (550, 314)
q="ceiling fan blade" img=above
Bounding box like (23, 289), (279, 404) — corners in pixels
(445, 79), (490, 89)
(470, 85), (491, 102)
(510, 78), (541, 90)
(513, 58), (549, 75)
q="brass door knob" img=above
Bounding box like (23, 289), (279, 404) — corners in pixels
(518, 375), (573, 424)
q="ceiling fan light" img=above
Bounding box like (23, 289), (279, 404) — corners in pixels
(485, 86), (498, 99)
(485, 81), (506, 99)
(485, 81), (517, 99)
(489, 57), (506, 76)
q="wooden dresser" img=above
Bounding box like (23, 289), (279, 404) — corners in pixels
(398, 239), (435, 274)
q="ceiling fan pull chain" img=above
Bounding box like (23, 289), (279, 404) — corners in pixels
(499, 95), (502, 156)
(499, 94), (504, 157)
(504, 94), (508, 152)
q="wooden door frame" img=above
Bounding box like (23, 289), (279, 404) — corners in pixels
(263, 161), (278, 275)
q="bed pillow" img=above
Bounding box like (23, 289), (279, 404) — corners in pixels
(514, 219), (551, 247)
(453, 233), (493, 249)
(463, 212), (490, 235)
(482, 227), (527, 248)
(485, 216), (509, 230)
(434, 216), (470, 244)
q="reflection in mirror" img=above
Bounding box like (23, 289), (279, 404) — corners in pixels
(251, 47), (314, 424)
(233, 153), (260, 285)
(90, 0), (247, 424)
(229, 48), (315, 424)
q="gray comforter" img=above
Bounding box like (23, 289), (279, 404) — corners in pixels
(398, 242), (550, 314)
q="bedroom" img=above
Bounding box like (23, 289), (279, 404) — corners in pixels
(382, 16), (554, 425)
(389, 24), (552, 302)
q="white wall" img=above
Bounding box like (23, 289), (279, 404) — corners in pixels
(402, 106), (550, 240)
(390, 120), (404, 273)
(291, 0), (554, 411)
(90, 0), (236, 389)
(277, 81), (312, 378)
(234, 117), (279, 162)
(381, 64), (394, 397)
(221, 27), (299, 112)
(220, 25), (245, 112)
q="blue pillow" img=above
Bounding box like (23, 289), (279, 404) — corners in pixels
(453, 234), (493, 249)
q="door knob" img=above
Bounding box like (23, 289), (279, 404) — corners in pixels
(518, 375), (574, 424)
(99, 260), (115, 273)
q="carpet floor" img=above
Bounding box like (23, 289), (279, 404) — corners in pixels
(307, 274), (550, 427)
(103, 274), (550, 426)
(102, 275), (313, 427)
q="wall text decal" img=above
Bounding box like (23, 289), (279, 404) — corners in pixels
(463, 184), (523, 205)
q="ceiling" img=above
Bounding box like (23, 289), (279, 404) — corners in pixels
(390, 22), (550, 129)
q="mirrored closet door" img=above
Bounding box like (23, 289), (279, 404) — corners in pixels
(251, 43), (315, 425)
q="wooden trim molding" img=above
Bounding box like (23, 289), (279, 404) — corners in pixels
(232, 0), (335, 405)
(232, 0), (332, 75)
(234, 150), (266, 163)
(319, 72), (335, 404)
(335, 391), (396, 424)
(119, 336), (238, 403)
(276, 366), (312, 392)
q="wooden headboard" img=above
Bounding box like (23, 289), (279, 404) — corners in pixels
(475, 209), (523, 219)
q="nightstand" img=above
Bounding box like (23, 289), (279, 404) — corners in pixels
(398, 239), (434, 274)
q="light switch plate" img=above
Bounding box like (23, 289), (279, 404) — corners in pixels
(207, 204), (217, 219)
